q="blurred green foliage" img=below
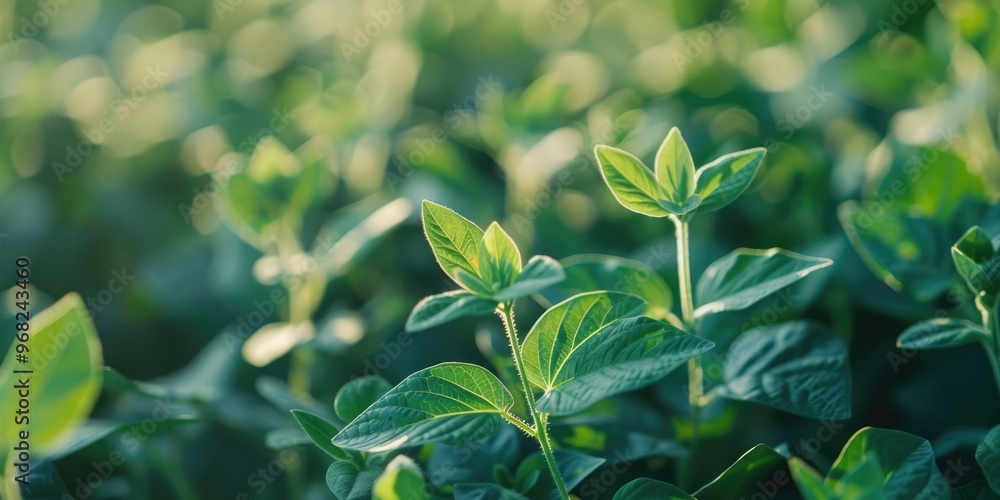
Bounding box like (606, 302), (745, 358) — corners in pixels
(1, 0), (1000, 497)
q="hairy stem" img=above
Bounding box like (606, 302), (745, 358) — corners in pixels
(673, 215), (702, 489)
(499, 304), (570, 500)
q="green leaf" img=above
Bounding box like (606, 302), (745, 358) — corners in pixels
(516, 450), (605, 500)
(613, 478), (692, 499)
(655, 127), (696, 207)
(0, 293), (103, 453)
(521, 291), (712, 415)
(951, 481), (998, 500)
(373, 455), (429, 500)
(694, 147), (766, 213)
(788, 457), (831, 500)
(594, 145), (671, 217)
(332, 363), (514, 452)
(952, 226), (998, 295)
(335, 375), (392, 422)
(695, 445), (790, 500)
(718, 321), (851, 419)
(453, 483), (529, 500)
(695, 248), (833, 318)
(478, 222), (522, 293)
(537, 254), (673, 320)
(825, 427), (949, 499)
(405, 291), (499, 331)
(975, 424), (1000, 495)
(521, 291), (646, 391)
(492, 255), (565, 302)
(290, 410), (349, 460)
(327, 460), (381, 500)
(421, 200), (488, 292)
(897, 318), (990, 351)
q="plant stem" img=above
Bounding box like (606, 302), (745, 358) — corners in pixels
(673, 215), (702, 490)
(499, 304), (570, 500)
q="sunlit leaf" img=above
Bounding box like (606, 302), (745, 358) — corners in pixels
(421, 200), (487, 292)
(695, 445), (790, 499)
(654, 127), (697, 208)
(0, 293), (103, 453)
(825, 427), (949, 499)
(694, 147), (766, 213)
(332, 363), (513, 452)
(594, 145), (672, 217)
(695, 248), (832, 318)
(478, 222), (522, 293)
(372, 455), (429, 500)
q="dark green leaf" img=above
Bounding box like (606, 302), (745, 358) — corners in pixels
(332, 363), (514, 452)
(405, 291), (498, 331)
(952, 226), (998, 295)
(594, 145), (671, 217)
(693, 147), (766, 213)
(718, 321), (851, 419)
(975, 424), (1000, 495)
(454, 483), (529, 500)
(613, 478), (692, 499)
(335, 375), (393, 423)
(290, 410), (349, 460)
(695, 248), (832, 318)
(327, 460), (381, 500)
(695, 445), (790, 500)
(897, 318), (990, 351)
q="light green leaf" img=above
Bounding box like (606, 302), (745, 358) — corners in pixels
(594, 145), (671, 217)
(334, 375), (392, 423)
(521, 292), (712, 415)
(421, 200), (487, 292)
(613, 478), (692, 499)
(952, 226), (998, 295)
(788, 457), (831, 500)
(897, 318), (989, 351)
(327, 460), (380, 500)
(332, 363), (514, 452)
(290, 410), (349, 460)
(975, 424), (1000, 494)
(521, 291), (647, 391)
(516, 449), (605, 500)
(478, 222), (523, 293)
(694, 147), (766, 213)
(492, 255), (565, 302)
(695, 445), (788, 499)
(655, 127), (696, 207)
(718, 321), (851, 419)
(825, 427), (949, 499)
(405, 291), (499, 332)
(695, 248), (833, 318)
(536, 254), (673, 320)
(0, 293), (103, 454)
(373, 455), (429, 500)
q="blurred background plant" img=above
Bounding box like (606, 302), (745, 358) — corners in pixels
(1, 0), (999, 497)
